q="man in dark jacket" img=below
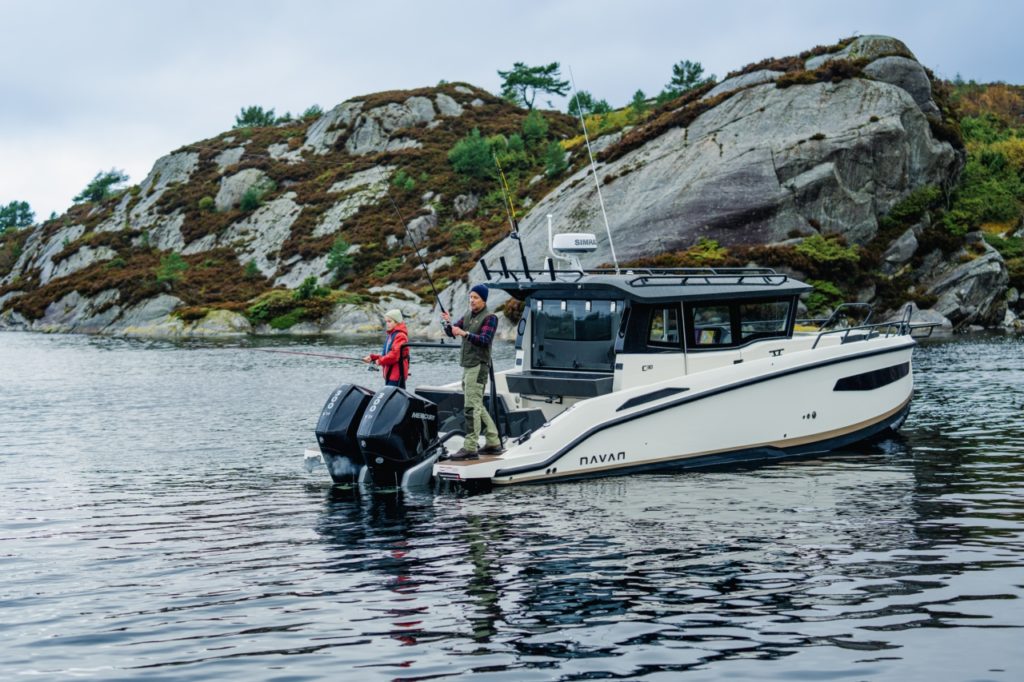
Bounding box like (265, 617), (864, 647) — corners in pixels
(441, 284), (502, 459)
(364, 309), (410, 388)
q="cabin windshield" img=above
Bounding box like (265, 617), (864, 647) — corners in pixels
(531, 298), (623, 372)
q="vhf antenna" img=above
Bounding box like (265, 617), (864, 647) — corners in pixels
(568, 65), (620, 274)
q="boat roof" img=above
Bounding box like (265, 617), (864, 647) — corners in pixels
(483, 263), (813, 304)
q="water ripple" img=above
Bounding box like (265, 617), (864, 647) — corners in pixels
(2, 331), (1023, 679)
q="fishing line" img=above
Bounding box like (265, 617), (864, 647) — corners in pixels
(251, 348), (367, 361)
(384, 184), (447, 315)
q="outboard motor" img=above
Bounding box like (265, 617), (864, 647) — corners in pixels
(315, 383), (376, 484)
(356, 386), (439, 486)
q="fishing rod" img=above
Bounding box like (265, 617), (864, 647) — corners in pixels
(568, 65), (620, 274)
(251, 348), (368, 362)
(383, 184), (447, 315)
(493, 152), (532, 279)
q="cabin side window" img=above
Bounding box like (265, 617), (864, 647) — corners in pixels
(532, 299), (622, 372)
(648, 306), (681, 348)
(689, 304), (733, 346)
(739, 300), (791, 342)
(685, 298), (794, 349)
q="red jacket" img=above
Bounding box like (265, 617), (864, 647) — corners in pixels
(370, 323), (410, 383)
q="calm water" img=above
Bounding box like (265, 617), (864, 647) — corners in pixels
(1, 331), (1022, 681)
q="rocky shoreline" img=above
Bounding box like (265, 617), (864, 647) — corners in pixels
(3, 36), (1022, 339)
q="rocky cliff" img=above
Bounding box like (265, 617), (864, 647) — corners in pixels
(1, 35), (1019, 338)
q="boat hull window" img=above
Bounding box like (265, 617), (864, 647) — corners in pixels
(532, 299), (623, 371)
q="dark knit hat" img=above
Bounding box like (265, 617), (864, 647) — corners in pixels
(470, 284), (489, 302)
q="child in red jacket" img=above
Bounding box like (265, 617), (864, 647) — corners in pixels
(364, 309), (410, 388)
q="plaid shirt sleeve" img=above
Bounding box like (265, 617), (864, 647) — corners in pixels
(466, 314), (497, 347)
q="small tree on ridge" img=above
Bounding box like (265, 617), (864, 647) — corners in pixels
(498, 62), (570, 110)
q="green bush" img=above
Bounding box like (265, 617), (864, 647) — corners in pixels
(74, 169), (129, 203)
(664, 59), (716, 97)
(244, 260), (260, 278)
(156, 252), (188, 284)
(492, 137), (532, 174)
(293, 275), (329, 301)
(247, 290), (293, 322)
(372, 257), (402, 279)
(234, 105), (276, 128)
(446, 223), (481, 247)
(448, 129), (494, 179)
(507, 134), (526, 153)
(886, 185), (943, 225)
(544, 141), (568, 178)
(301, 104), (323, 120)
(961, 114), (1012, 145)
(567, 90), (609, 117)
(945, 155), (1024, 232)
(392, 169), (416, 191)
(805, 279), (845, 316)
(521, 110), (549, 146)
(240, 187), (263, 212)
(941, 209), (973, 236)
(983, 233), (1024, 259)
(794, 234), (859, 264)
(0, 200), (34, 230)
(630, 89), (648, 117)
(685, 238), (728, 265)
(326, 235), (353, 282)
(198, 196), (215, 212)
(270, 308), (305, 330)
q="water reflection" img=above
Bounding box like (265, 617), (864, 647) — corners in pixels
(2, 332), (1022, 679)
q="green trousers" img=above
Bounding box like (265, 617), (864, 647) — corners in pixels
(462, 363), (500, 452)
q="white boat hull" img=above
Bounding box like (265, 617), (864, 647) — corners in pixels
(435, 337), (915, 486)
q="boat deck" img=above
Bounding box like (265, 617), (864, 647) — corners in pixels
(437, 454), (504, 467)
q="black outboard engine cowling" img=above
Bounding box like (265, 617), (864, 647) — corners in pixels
(315, 383), (376, 484)
(356, 386), (439, 486)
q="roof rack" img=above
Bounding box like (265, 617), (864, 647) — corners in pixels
(481, 258), (788, 287)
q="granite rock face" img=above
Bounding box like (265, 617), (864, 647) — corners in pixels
(863, 56), (940, 117)
(2, 37), (1007, 337)
(471, 76), (957, 274)
(805, 35), (916, 70)
(924, 241), (1009, 327)
(345, 97), (436, 155)
(447, 37), (994, 325)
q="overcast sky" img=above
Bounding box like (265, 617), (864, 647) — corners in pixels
(2, 0), (1021, 221)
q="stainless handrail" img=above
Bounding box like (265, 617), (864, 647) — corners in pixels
(810, 304), (915, 349)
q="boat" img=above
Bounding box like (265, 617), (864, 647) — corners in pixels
(309, 232), (934, 489)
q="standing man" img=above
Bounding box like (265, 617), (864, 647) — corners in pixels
(363, 309), (410, 389)
(441, 284), (503, 459)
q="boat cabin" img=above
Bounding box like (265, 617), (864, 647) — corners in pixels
(485, 264), (813, 403)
